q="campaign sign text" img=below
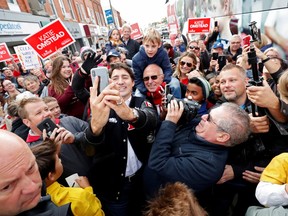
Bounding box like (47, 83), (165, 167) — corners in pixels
(188, 18), (211, 34)
(24, 19), (75, 60)
(130, 23), (142, 40)
(0, 43), (11, 62)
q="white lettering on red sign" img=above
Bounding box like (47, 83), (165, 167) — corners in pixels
(36, 31), (65, 50)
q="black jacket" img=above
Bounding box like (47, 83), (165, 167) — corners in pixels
(86, 96), (158, 200)
(122, 37), (140, 59)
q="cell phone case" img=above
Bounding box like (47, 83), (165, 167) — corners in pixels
(37, 118), (58, 137)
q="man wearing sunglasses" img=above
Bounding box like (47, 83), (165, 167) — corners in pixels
(142, 64), (168, 118)
(187, 40), (210, 70)
(144, 102), (250, 200)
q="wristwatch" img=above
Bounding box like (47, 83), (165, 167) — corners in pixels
(129, 108), (139, 123)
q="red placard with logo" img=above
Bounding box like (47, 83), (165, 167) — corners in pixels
(24, 19), (75, 60)
(188, 18), (211, 34)
(0, 43), (11, 62)
(130, 23), (142, 40)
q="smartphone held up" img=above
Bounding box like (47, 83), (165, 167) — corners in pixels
(90, 67), (109, 95)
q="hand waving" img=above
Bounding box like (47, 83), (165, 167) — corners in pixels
(81, 53), (103, 74)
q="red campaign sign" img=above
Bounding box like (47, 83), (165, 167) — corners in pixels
(188, 18), (211, 34)
(6, 54), (20, 65)
(0, 43), (11, 62)
(130, 23), (142, 40)
(24, 19), (75, 60)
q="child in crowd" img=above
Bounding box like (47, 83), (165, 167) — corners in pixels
(132, 27), (181, 98)
(105, 28), (125, 54)
(43, 96), (65, 119)
(185, 77), (212, 115)
(31, 140), (104, 216)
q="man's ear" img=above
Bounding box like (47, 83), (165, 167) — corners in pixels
(22, 118), (30, 128)
(47, 171), (57, 182)
(216, 132), (230, 144)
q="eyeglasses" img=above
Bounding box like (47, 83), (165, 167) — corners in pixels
(189, 46), (200, 50)
(180, 61), (193, 67)
(207, 113), (227, 132)
(143, 75), (160, 81)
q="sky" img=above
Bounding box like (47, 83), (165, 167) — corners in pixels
(100, 0), (168, 28)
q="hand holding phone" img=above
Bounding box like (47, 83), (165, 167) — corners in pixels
(37, 118), (58, 137)
(91, 67), (109, 95)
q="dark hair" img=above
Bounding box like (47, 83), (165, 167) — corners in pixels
(109, 62), (135, 81)
(30, 140), (57, 180)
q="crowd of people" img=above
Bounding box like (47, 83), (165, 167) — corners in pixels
(0, 20), (288, 216)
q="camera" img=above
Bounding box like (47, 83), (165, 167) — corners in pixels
(166, 94), (201, 125)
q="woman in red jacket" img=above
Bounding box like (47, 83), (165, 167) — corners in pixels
(48, 56), (85, 119)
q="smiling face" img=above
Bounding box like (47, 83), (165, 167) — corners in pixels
(60, 60), (72, 79)
(219, 67), (248, 105)
(179, 56), (196, 75)
(24, 80), (40, 94)
(0, 131), (42, 215)
(22, 101), (54, 135)
(209, 76), (222, 97)
(111, 68), (134, 101)
(3, 80), (16, 93)
(143, 64), (164, 93)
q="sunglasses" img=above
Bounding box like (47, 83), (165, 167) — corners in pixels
(189, 46), (200, 50)
(143, 75), (159, 81)
(180, 61), (193, 67)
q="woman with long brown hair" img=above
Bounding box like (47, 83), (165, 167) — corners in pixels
(48, 55), (85, 119)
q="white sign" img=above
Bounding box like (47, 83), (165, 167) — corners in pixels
(0, 21), (40, 35)
(14, 45), (42, 70)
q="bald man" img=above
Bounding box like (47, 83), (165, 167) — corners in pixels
(0, 130), (70, 216)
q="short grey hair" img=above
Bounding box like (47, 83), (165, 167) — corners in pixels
(214, 102), (251, 147)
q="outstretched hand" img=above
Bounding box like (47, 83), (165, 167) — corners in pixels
(81, 52), (103, 74)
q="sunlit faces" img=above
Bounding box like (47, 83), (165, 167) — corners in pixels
(110, 68), (134, 100)
(219, 68), (247, 103)
(143, 65), (164, 93)
(60, 60), (72, 79)
(24, 80), (40, 94)
(0, 133), (42, 215)
(23, 101), (54, 134)
(185, 83), (204, 103)
(46, 101), (61, 119)
(143, 41), (161, 58)
(179, 56), (195, 75)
